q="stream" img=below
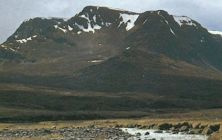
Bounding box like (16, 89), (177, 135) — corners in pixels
(121, 128), (208, 140)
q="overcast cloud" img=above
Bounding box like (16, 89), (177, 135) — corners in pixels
(0, 0), (222, 43)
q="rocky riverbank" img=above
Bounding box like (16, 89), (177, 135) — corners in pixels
(0, 127), (132, 139)
(0, 120), (220, 140)
(0, 122), (220, 140)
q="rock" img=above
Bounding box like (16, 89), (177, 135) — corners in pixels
(42, 129), (51, 134)
(152, 124), (159, 130)
(209, 124), (220, 132)
(174, 122), (191, 131)
(172, 131), (179, 134)
(135, 124), (142, 128)
(148, 124), (156, 129)
(154, 130), (163, 133)
(170, 126), (176, 131)
(200, 125), (207, 129)
(188, 130), (195, 134)
(127, 124), (136, 128)
(202, 124), (220, 135)
(203, 128), (214, 135)
(182, 122), (192, 129)
(194, 123), (201, 129)
(158, 123), (173, 130)
(145, 132), (150, 135)
(114, 124), (121, 128)
(179, 126), (189, 132)
(88, 125), (95, 128)
(188, 129), (202, 134)
(139, 125), (147, 129)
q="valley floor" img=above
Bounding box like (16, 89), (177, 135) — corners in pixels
(1, 84), (222, 139)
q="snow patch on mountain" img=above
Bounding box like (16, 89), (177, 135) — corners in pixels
(68, 25), (73, 31)
(1, 45), (17, 52)
(75, 14), (102, 33)
(106, 7), (127, 12)
(77, 31), (82, 34)
(143, 19), (148, 24)
(0, 45), (10, 51)
(79, 14), (89, 20)
(54, 25), (67, 33)
(158, 12), (176, 36)
(173, 16), (197, 27)
(209, 31), (222, 36)
(9, 48), (16, 52)
(88, 60), (104, 63)
(93, 15), (96, 22)
(75, 23), (101, 33)
(119, 13), (139, 31)
(16, 35), (38, 43)
(83, 24), (101, 33)
(126, 47), (131, 50)
(170, 28), (176, 36)
(1, 45), (8, 49)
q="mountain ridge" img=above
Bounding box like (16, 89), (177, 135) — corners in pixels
(2, 6), (211, 45)
(1, 6), (222, 76)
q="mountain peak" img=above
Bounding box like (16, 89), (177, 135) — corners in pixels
(81, 5), (138, 14)
(63, 6), (140, 34)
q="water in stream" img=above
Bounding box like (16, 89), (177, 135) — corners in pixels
(121, 128), (208, 140)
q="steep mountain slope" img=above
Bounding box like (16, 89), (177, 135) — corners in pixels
(127, 10), (222, 69)
(0, 6), (222, 121)
(0, 6), (141, 75)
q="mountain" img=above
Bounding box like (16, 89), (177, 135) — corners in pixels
(1, 6), (222, 121)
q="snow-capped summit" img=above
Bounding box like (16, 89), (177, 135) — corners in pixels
(64, 6), (140, 34)
(173, 16), (198, 27)
(6, 6), (209, 44)
(209, 31), (222, 37)
(2, 5), (221, 54)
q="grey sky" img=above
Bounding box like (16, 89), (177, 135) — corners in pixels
(1, 0), (222, 43)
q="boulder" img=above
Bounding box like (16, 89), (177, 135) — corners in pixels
(158, 123), (173, 130)
(193, 123), (201, 129)
(179, 126), (189, 132)
(127, 124), (136, 128)
(203, 128), (214, 135)
(154, 130), (163, 133)
(209, 124), (220, 132)
(188, 129), (202, 134)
